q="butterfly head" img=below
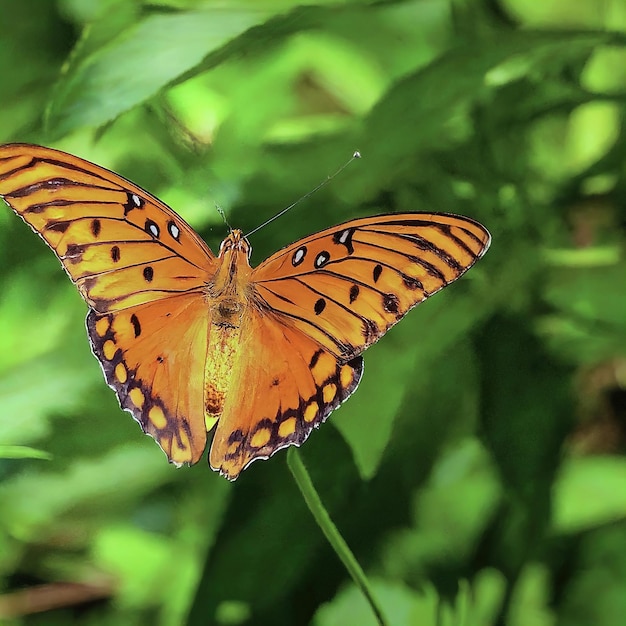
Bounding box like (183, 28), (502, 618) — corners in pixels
(218, 229), (252, 261)
(212, 229), (253, 298)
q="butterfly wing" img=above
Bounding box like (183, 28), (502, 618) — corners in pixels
(88, 294), (210, 464)
(0, 143), (216, 313)
(0, 144), (216, 465)
(210, 212), (489, 479)
(209, 306), (363, 480)
(251, 213), (490, 360)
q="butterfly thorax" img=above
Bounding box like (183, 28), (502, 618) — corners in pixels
(207, 229), (253, 324)
(203, 229), (253, 430)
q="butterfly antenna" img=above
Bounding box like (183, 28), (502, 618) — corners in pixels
(244, 151), (361, 238)
(215, 202), (233, 233)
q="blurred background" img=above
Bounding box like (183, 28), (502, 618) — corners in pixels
(0, 1), (625, 625)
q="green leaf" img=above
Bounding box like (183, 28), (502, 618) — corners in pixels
(334, 285), (492, 479)
(313, 579), (440, 626)
(0, 445), (52, 460)
(358, 30), (625, 188)
(92, 525), (187, 609)
(552, 456), (626, 534)
(46, 8), (273, 136)
(0, 445), (174, 539)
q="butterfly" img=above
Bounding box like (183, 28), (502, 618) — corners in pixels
(0, 144), (490, 480)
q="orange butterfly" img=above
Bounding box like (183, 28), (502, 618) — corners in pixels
(0, 144), (490, 480)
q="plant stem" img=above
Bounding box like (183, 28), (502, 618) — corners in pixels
(287, 448), (388, 626)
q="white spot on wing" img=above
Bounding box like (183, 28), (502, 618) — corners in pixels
(293, 247), (306, 266)
(315, 252), (330, 268)
(338, 229), (350, 244)
(169, 222), (180, 240)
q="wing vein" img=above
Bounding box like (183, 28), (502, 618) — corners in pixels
(253, 287), (349, 355)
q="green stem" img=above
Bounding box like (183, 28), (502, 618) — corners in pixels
(287, 448), (388, 626)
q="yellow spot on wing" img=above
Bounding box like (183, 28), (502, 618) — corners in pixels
(103, 340), (117, 360)
(278, 417), (297, 438)
(311, 351), (336, 385)
(114, 362), (128, 384)
(149, 405), (167, 429)
(172, 428), (191, 459)
(340, 364), (353, 389)
(227, 440), (240, 456)
(323, 383), (337, 403)
(129, 387), (145, 409)
(250, 428), (271, 449)
(304, 402), (318, 423)
(95, 317), (109, 337)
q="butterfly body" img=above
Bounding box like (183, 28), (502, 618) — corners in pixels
(203, 230), (251, 426)
(0, 144), (490, 480)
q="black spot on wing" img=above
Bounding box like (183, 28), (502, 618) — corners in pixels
(309, 349), (323, 369)
(383, 293), (399, 315)
(145, 219), (160, 239)
(64, 243), (86, 262)
(224, 429), (245, 460)
(167, 220), (181, 242)
(349, 284), (359, 303)
(124, 192), (144, 215)
(403, 275), (423, 290)
(314, 298), (326, 315)
(332, 227), (355, 254)
(373, 264), (382, 283)
(130, 313), (141, 338)
(143, 266), (154, 282)
(46, 221), (70, 233)
(292, 246), (307, 267)
(315, 251), (330, 268)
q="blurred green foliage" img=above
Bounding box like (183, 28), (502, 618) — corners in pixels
(0, 0), (625, 625)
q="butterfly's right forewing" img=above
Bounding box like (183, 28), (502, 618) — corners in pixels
(0, 143), (216, 313)
(251, 213), (491, 360)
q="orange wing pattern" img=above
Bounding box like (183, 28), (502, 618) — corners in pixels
(251, 213), (490, 360)
(0, 143), (491, 480)
(209, 308), (363, 479)
(0, 143), (215, 313)
(87, 294), (210, 466)
(0, 143), (216, 469)
(212, 213), (489, 478)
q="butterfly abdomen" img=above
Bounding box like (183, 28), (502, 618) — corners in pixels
(204, 318), (242, 425)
